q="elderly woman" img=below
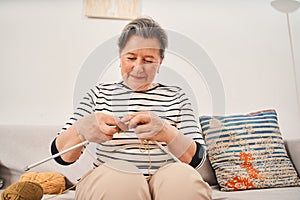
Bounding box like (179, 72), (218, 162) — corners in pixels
(51, 17), (212, 200)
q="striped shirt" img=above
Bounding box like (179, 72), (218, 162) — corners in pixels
(59, 82), (205, 175)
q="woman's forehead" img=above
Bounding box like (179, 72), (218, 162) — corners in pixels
(121, 35), (161, 55)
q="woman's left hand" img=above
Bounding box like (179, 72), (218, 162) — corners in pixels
(121, 111), (178, 143)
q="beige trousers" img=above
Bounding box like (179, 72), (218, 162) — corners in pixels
(75, 162), (212, 200)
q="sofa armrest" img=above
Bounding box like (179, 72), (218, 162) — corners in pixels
(0, 125), (94, 189)
(197, 158), (218, 186)
(285, 138), (300, 176)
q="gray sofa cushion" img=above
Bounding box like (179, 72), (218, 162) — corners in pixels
(285, 139), (300, 176)
(0, 177), (4, 189)
(197, 158), (218, 186)
(211, 185), (300, 200)
(0, 125), (94, 188)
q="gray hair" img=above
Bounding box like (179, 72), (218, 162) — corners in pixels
(118, 17), (168, 59)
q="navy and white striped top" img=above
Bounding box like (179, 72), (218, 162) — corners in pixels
(59, 82), (205, 175)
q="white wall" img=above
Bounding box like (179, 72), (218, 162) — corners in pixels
(0, 0), (299, 139)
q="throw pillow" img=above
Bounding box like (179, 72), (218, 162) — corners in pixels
(199, 109), (300, 191)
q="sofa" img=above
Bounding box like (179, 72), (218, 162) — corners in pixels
(1, 124), (300, 200)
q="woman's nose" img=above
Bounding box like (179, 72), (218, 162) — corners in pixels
(133, 57), (143, 67)
(131, 58), (144, 72)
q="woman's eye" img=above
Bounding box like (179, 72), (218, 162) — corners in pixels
(144, 59), (153, 63)
(127, 57), (136, 60)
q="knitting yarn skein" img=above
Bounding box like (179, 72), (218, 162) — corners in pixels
(20, 172), (66, 194)
(1, 181), (43, 200)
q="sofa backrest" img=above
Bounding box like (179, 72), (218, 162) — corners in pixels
(0, 125), (220, 188)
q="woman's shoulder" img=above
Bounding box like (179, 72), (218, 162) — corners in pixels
(87, 82), (124, 97)
(157, 83), (183, 93)
(94, 82), (123, 90)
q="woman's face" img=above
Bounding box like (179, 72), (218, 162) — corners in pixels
(120, 35), (163, 91)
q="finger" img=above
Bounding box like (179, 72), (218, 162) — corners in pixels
(134, 124), (150, 134)
(105, 117), (118, 126)
(94, 133), (111, 143)
(101, 124), (119, 136)
(102, 116), (125, 133)
(120, 113), (135, 123)
(96, 113), (118, 126)
(113, 116), (129, 132)
(128, 113), (150, 129)
(135, 124), (158, 139)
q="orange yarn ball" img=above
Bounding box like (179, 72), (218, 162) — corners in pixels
(20, 172), (65, 194)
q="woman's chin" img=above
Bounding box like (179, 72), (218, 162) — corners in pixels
(124, 78), (148, 91)
(127, 82), (150, 91)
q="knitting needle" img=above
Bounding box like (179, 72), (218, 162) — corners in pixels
(23, 140), (89, 171)
(154, 141), (181, 163)
(23, 140), (179, 171)
(121, 114), (181, 163)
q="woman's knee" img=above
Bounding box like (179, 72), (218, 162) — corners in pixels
(76, 162), (151, 200)
(149, 163), (212, 200)
(153, 162), (203, 181)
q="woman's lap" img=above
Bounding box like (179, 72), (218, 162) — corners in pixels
(75, 161), (211, 200)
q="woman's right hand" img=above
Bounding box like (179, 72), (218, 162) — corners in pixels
(75, 112), (128, 143)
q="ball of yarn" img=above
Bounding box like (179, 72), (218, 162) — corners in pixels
(20, 172), (65, 194)
(1, 181), (43, 200)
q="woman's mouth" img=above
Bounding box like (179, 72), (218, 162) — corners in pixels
(130, 74), (145, 80)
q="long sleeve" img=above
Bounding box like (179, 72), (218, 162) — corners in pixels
(176, 89), (206, 169)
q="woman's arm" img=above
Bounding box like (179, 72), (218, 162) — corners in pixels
(52, 112), (123, 164)
(161, 122), (197, 164)
(54, 125), (84, 164)
(125, 111), (199, 165)
(51, 86), (98, 165)
(127, 87), (205, 168)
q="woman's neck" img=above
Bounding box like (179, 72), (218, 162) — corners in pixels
(122, 82), (158, 91)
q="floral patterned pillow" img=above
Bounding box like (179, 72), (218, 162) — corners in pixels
(199, 109), (300, 191)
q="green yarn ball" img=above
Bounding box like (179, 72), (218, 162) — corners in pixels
(1, 181), (43, 200)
